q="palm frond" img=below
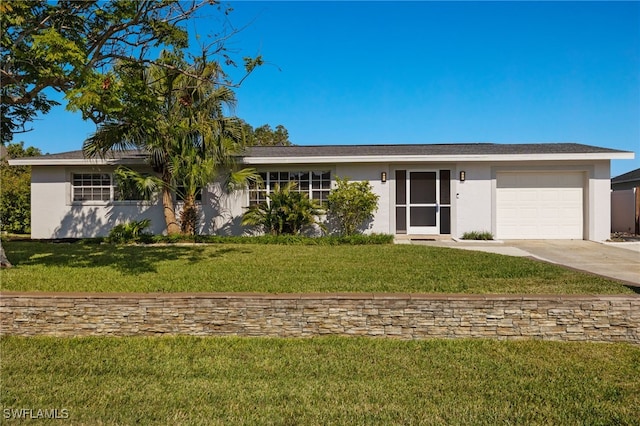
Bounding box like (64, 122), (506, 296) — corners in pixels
(242, 181), (325, 235)
(227, 167), (260, 191)
(113, 167), (163, 201)
(83, 121), (139, 159)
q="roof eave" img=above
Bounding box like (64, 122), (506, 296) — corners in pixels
(612, 177), (640, 185)
(242, 152), (635, 165)
(10, 150), (634, 166)
(8, 158), (146, 166)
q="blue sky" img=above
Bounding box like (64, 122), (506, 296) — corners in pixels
(17, 1), (640, 177)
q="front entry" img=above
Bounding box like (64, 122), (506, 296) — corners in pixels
(395, 169), (451, 235)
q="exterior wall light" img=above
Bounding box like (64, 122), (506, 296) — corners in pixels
(381, 172), (387, 183)
(459, 171), (466, 182)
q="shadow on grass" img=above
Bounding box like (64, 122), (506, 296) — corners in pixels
(2, 241), (250, 275)
(624, 285), (640, 294)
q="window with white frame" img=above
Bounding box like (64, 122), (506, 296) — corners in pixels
(72, 172), (150, 202)
(72, 173), (112, 202)
(248, 170), (331, 206)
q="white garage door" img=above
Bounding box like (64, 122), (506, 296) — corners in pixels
(496, 172), (584, 239)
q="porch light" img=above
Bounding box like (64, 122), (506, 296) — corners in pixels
(381, 172), (387, 183)
(459, 171), (466, 182)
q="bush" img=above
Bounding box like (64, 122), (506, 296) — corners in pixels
(461, 231), (494, 240)
(326, 177), (379, 236)
(242, 182), (325, 235)
(148, 234), (395, 245)
(11, 232), (393, 246)
(0, 142), (42, 234)
(107, 219), (152, 244)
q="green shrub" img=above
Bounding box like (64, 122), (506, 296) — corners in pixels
(461, 231), (494, 240)
(242, 182), (325, 235)
(325, 234), (394, 245)
(151, 233), (184, 244)
(148, 234), (394, 245)
(0, 142), (42, 234)
(77, 237), (106, 245)
(107, 219), (152, 244)
(327, 177), (379, 236)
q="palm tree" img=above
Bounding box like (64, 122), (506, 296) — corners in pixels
(169, 140), (215, 235)
(83, 52), (251, 235)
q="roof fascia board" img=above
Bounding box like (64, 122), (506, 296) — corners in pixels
(8, 158), (145, 166)
(612, 178), (640, 185)
(10, 151), (634, 166)
(242, 152), (635, 165)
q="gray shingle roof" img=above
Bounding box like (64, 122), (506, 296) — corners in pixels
(612, 167), (640, 190)
(612, 168), (640, 183)
(243, 143), (626, 158)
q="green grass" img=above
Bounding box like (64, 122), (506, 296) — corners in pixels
(461, 230), (494, 240)
(1, 336), (638, 425)
(0, 241), (632, 294)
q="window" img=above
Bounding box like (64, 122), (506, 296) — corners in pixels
(72, 172), (151, 203)
(249, 172), (268, 206)
(311, 171), (331, 204)
(72, 173), (112, 202)
(248, 170), (331, 206)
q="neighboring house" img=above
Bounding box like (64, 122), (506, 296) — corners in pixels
(9, 143), (634, 241)
(611, 167), (640, 234)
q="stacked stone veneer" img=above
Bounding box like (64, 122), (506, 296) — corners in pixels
(1, 292), (638, 343)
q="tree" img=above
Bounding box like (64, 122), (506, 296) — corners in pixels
(241, 121), (292, 146)
(0, 244), (9, 268)
(1, 0), (227, 143)
(0, 142), (42, 233)
(1, 0), (261, 267)
(0, 142), (42, 268)
(326, 177), (379, 236)
(242, 182), (325, 235)
(83, 52), (256, 235)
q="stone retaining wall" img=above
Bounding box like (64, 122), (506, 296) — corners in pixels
(1, 292), (638, 343)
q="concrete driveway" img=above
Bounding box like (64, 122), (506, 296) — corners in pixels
(410, 239), (640, 287)
(507, 240), (640, 286)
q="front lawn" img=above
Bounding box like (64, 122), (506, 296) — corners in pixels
(0, 241), (632, 294)
(1, 336), (638, 425)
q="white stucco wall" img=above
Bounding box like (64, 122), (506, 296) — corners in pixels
(31, 166), (67, 239)
(200, 181), (246, 235)
(335, 163), (390, 234)
(588, 161), (612, 241)
(29, 159), (615, 241)
(453, 163), (493, 239)
(31, 166), (166, 238)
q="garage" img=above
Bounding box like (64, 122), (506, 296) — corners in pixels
(496, 172), (585, 239)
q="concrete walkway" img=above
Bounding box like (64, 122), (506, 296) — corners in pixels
(407, 239), (640, 287)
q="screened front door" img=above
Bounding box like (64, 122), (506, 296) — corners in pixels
(407, 171), (439, 234)
(395, 169), (451, 235)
